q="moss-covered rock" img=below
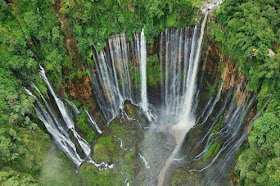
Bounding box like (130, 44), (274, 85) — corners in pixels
(170, 169), (202, 186)
(79, 164), (123, 186)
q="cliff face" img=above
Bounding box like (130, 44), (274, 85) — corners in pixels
(54, 1), (94, 105)
(54, 1), (105, 126)
(202, 35), (251, 106)
(50, 22), (257, 185)
(66, 74), (93, 104)
(166, 34), (257, 185)
(59, 28), (256, 130)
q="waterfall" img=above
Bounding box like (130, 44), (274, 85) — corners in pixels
(139, 29), (153, 121)
(26, 68), (115, 168)
(85, 110), (103, 134)
(202, 0), (224, 13)
(138, 153), (154, 185)
(25, 87), (86, 167)
(197, 99), (268, 185)
(191, 92), (255, 170)
(92, 34), (133, 123)
(64, 98), (80, 115)
(200, 82), (224, 125)
(26, 0), (258, 182)
(158, 13), (208, 185)
(92, 31), (153, 123)
(193, 82), (250, 162)
(25, 88), (83, 166)
(92, 48), (122, 123)
(39, 67), (91, 157)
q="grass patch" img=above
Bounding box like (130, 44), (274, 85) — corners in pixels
(203, 139), (222, 162)
(76, 111), (97, 143)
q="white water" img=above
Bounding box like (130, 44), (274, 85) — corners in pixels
(27, 68), (115, 169)
(117, 137), (127, 151)
(85, 110), (103, 134)
(25, 87), (84, 166)
(125, 178), (130, 186)
(200, 82), (224, 125)
(64, 98), (80, 115)
(202, 0), (224, 13)
(92, 48), (121, 123)
(92, 31), (153, 123)
(157, 13), (208, 186)
(88, 159), (114, 171)
(190, 90), (255, 174)
(39, 67), (91, 157)
(138, 153), (151, 169)
(27, 1), (258, 183)
(139, 29), (153, 121)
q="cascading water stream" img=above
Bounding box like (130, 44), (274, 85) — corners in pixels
(25, 88), (84, 166)
(85, 110), (103, 134)
(138, 153), (154, 185)
(157, 13), (208, 186)
(26, 1), (261, 184)
(139, 29), (154, 121)
(193, 84), (252, 162)
(64, 98), (80, 115)
(205, 99), (269, 185)
(26, 67), (114, 170)
(200, 81), (224, 125)
(39, 67), (91, 157)
(92, 30), (153, 123)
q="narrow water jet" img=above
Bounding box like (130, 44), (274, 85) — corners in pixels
(64, 98), (80, 115)
(139, 29), (154, 121)
(85, 110), (103, 134)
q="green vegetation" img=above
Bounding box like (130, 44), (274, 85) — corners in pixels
(0, 63), (51, 184)
(69, 69), (92, 82)
(235, 112), (280, 185)
(0, 168), (38, 186)
(209, 0), (280, 184)
(1, 0), (280, 185)
(203, 139), (221, 162)
(79, 164), (123, 186)
(170, 169), (201, 186)
(210, 114), (224, 135)
(207, 81), (216, 96)
(0, 0), (199, 183)
(76, 111), (97, 143)
(210, 0), (280, 92)
(147, 55), (162, 87)
(39, 146), (83, 186)
(87, 119), (140, 185)
(202, 114), (224, 162)
(93, 136), (119, 162)
(59, 0), (201, 62)
(0, 1), (71, 182)
(129, 63), (141, 89)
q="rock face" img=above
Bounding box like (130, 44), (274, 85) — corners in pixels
(203, 35), (249, 106)
(164, 34), (257, 185)
(46, 25), (256, 185)
(66, 75), (93, 104)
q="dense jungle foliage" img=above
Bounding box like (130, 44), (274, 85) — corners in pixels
(0, 0), (201, 185)
(210, 0), (280, 184)
(0, 0), (279, 185)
